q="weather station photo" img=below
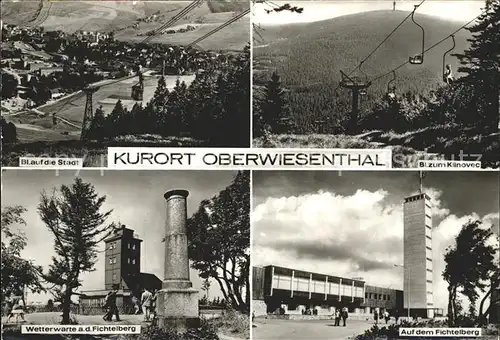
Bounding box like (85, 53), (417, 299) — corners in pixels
(0, 0), (250, 167)
(251, 170), (499, 339)
(1, 170), (250, 340)
(252, 0), (500, 168)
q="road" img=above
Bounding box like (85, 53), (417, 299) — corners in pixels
(252, 318), (375, 340)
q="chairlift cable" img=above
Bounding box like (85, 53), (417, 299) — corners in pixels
(141, 0), (203, 44)
(142, 0), (202, 43)
(142, 0), (201, 44)
(347, 0), (426, 77)
(187, 8), (250, 48)
(369, 9), (488, 84)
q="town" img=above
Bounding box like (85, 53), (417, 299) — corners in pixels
(1, 23), (232, 108)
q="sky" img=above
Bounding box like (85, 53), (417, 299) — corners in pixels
(252, 170), (500, 311)
(1, 169), (241, 304)
(253, 1), (485, 25)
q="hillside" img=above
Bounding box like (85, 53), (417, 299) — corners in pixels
(254, 10), (472, 95)
(0, 1), (250, 50)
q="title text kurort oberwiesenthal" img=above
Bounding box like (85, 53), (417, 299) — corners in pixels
(112, 152), (386, 167)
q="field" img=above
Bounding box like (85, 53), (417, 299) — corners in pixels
(1, 1), (250, 50)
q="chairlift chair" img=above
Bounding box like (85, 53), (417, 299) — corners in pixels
(408, 5), (425, 65)
(387, 71), (397, 99)
(442, 35), (456, 83)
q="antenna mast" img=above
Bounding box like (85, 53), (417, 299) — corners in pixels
(419, 171), (424, 194)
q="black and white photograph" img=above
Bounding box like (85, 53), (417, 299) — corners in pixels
(1, 170), (250, 340)
(252, 170), (499, 339)
(252, 0), (500, 168)
(0, 0), (250, 167)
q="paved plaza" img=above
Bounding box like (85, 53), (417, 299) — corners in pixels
(252, 318), (377, 340)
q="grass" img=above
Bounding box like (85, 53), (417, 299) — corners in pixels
(1, 135), (208, 167)
(252, 133), (424, 168)
(206, 309), (250, 340)
(253, 133), (377, 149)
(1, 309), (246, 340)
(354, 320), (499, 340)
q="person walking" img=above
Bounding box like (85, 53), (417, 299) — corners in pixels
(374, 310), (379, 325)
(334, 309), (341, 326)
(132, 295), (140, 315)
(384, 310), (390, 324)
(341, 307), (348, 327)
(103, 285), (121, 322)
(140, 288), (152, 322)
(7, 296), (26, 323)
(150, 289), (157, 322)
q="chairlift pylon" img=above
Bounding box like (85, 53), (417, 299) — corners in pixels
(409, 5), (425, 65)
(442, 35), (456, 84)
(358, 62), (369, 95)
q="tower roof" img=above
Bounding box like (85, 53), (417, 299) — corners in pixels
(404, 192), (431, 203)
(104, 224), (143, 243)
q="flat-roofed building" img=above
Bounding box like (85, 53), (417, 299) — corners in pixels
(252, 265), (403, 316)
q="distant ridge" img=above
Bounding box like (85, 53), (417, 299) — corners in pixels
(254, 10), (472, 94)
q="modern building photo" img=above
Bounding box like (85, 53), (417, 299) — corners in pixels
(251, 170), (499, 339)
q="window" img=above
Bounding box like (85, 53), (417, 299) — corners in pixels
(113, 257), (117, 264)
(128, 243), (131, 249)
(425, 214), (431, 219)
(426, 225), (432, 230)
(426, 246), (432, 251)
(426, 257), (432, 262)
(127, 258), (131, 264)
(132, 244), (136, 250)
(365, 292), (368, 298)
(426, 235), (432, 240)
(132, 258), (136, 265)
(378, 294), (382, 300)
(109, 258), (113, 264)
(387, 295), (390, 301)
(426, 280), (432, 284)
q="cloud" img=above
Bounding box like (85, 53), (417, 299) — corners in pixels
(253, 187), (499, 310)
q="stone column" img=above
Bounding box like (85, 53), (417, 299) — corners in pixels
(156, 189), (199, 330)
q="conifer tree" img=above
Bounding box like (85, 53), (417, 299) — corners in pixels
(38, 178), (117, 324)
(89, 106), (105, 141)
(454, 0), (500, 130)
(259, 72), (291, 134)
